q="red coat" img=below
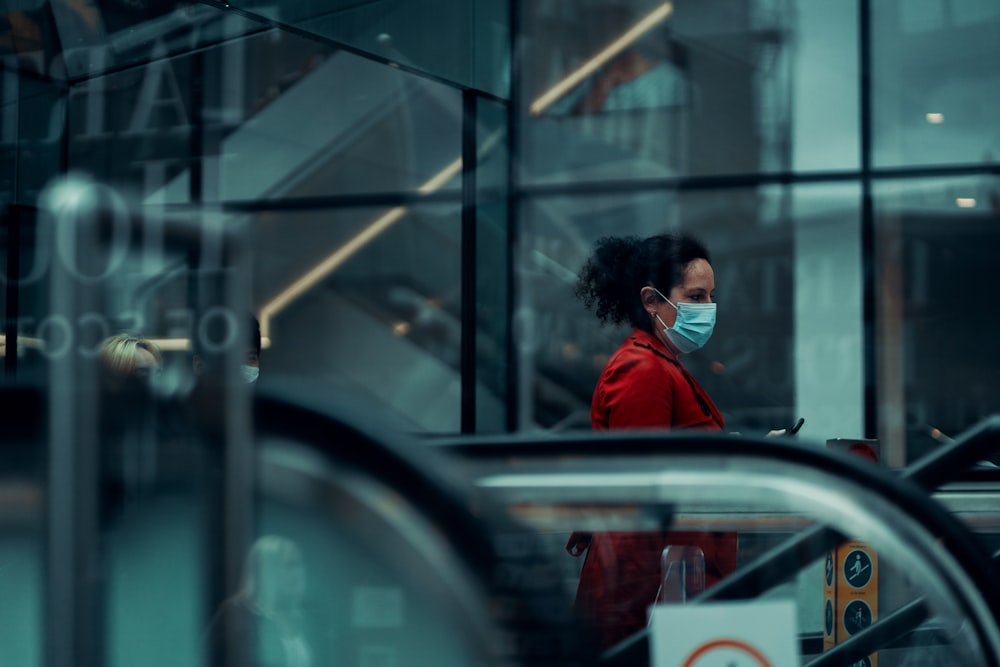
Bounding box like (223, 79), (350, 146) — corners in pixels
(572, 328), (735, 651)
(591, 329), (724, 431)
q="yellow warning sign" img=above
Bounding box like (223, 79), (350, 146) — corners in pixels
(824, 439), (881, 666)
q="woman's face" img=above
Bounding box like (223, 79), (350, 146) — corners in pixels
(648, 257), (716, 331)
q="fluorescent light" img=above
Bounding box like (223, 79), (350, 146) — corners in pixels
(956, 198), (976, 208)
(147, 337), (192, 351)
(529, 2), (674, 115)
(925, 113), (945, 124)
(0, 334), (44, 355)
(145, 335), (271, 351)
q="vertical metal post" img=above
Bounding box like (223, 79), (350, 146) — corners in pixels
(461, 89), (478, 434)
(504, 0), (522, 433)
(195, 223), (254, 667)
(3, 205), (21, 377)
(859, 0), (877, 439)
(221, 260), (255, 667)
(44, 187), (104, 667)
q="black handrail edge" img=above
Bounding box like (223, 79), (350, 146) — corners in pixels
(591, 415), (1000, 665)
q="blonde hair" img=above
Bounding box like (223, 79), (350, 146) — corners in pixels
(100, 333), (162, 377)
(239, 535), (305, 615)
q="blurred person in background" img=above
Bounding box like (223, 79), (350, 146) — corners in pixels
(100, 332), (163, 382)
(98, 333), (165, 512)
(204, 535), (315, 667)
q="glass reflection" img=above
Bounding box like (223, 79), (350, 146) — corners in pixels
(252, 204), (485, 432)
(875, 177), (1000, 464)
(220, 0), (509, 97)
(872, 0), (1000, 167)
(517, 0), (869, 180)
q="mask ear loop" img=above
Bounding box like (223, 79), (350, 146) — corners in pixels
(648, 286), (678, 332)
(650, 286), (679, 310)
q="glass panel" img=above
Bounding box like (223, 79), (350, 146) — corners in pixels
(253, 204), (467, 433)
(875, 176), (1000, 465)
(518, 0), (857, 185)
(2, 0), (508, 95)
(0, 0), (263, 83)
(791, 0), (860, 171)
(63, 28), (463, 205)
(204, 47), (464, 203)
(1, 76), (64, 202)
(476, 98), (510, 432)
(791, 183), (865, 452)
(517, 186), (804, 435)
(871, 0), (1000, 167)
(228, 0), (510, 98)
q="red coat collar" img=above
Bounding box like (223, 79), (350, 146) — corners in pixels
(627, 328), (679, 363)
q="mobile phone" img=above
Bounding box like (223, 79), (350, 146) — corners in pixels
(786, 417), (805, 436)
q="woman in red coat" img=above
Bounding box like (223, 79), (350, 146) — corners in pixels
(569, 233), (733, 651)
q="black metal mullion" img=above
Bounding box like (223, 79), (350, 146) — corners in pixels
(192, 0), (509, 107)
(504, 0), (521, 433)
(860, 0), (876, 439)
(189, 51), (205, 204)
(3, 206), (20, 377)
(461, 89), (477, 434)
(136, 163), (1000, 219)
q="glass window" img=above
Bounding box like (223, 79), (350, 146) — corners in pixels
(871, 0), (1000, 167)
(0, 76), (64, 203)
(253, 204), (471, 433)
(791, 0), (860, 172)
(516, 185), (812, 435)
(63, 30), (463, 205)
(875, 176), (1000, 464)
(519, 0), (859, 184)
(791, 183), (865, 451)
(225, 0), (510, 98)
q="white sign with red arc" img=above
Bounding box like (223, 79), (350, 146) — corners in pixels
(649, 600), (800, 667)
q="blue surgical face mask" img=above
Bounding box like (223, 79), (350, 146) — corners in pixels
(651, 287), (716, 354)
(241, 364), (260, 384)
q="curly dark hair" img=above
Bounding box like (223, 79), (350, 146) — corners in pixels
(575, 234), (711, 332)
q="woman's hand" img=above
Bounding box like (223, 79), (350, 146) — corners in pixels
(769, 418), (804, 438)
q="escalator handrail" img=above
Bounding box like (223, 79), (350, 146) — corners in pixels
(428, 418), (1000, 665)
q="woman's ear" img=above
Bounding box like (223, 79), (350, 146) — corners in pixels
(639, 286), (658, 312)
